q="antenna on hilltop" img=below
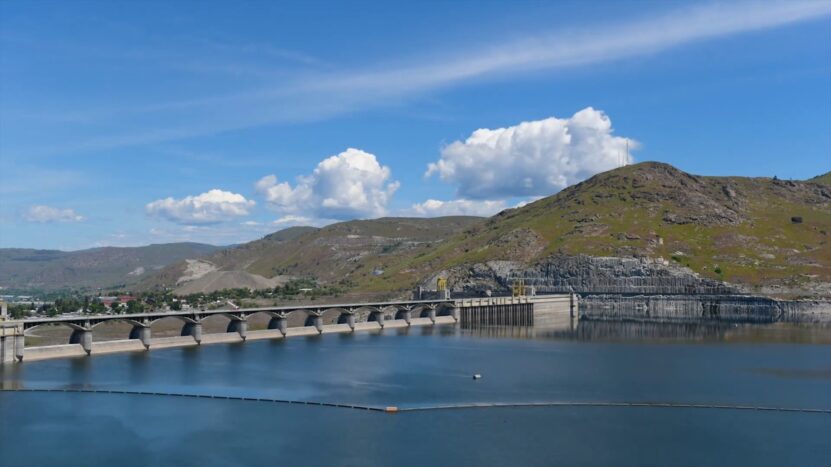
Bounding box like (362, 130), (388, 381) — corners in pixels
(624, 140), (629, 167)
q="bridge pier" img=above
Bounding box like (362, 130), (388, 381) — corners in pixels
(369, 311), (385, 328)
(268, 316), (287, 335)
(1, 323), (25, 363)
(69, 329), (93, 355)
(15, 333), (24, 361)
(570, 293), (577, 318)
(4, 298), (461, 364)
(399, 310), (412, 325)
(227, 320), (248, 340)
(309, 315), (323, 333)
(129, 326), (152, 349)
(181, 322), (203, 344)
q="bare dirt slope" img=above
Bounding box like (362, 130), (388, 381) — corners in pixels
(137, 217), (484, 293)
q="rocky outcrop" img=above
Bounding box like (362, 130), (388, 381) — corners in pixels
(425, 254), (831, 323)
(511, 255), (738, 295)
(428, 255), (738, 296)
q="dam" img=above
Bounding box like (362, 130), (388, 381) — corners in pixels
(0, 294), (577, 364)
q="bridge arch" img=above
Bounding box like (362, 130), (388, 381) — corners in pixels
(284, 309), (316, 327)
(89, 317), (147, 329)
(240, 310), (274, 321)
(392, 305), (413, 321)
(195, 313), (245, 334)
(23, 321), (84, 334)
(148, 315), (199, 327)
(352, 306), (384, 324)
(409, 304), (438, 319)
(436, 303), (458, 318)
(145, 315), (197, 340)
(318, 307), (351, 325)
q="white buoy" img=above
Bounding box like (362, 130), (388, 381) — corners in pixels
(472, 374), (482, 380)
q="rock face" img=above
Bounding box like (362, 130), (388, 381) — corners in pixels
(512, 255), (737, 295)
(426, 254), (831, 323)
(407, 162), (831, 297)
(430, 255), (737, 296)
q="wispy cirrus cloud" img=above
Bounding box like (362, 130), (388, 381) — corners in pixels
(10, 0), (831, 157)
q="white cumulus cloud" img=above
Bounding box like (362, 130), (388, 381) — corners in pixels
(426, 107), (636, 199)
(146, 189), (255, 225)
(23, 205), (85, 223)
(409, 199), (507, 217)
(256, 148), (399, 220)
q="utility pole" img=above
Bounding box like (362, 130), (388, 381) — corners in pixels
(625, 139), (629, 166)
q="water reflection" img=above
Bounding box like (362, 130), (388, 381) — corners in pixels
(461, 319), (831, 344)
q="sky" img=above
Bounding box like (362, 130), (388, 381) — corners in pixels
(1, 0), (830, 250)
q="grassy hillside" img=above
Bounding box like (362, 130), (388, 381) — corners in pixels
(355, 162), (831, 294)
(133, 163), (831, 297)
(0, 243), (223, 292)
(138, 217), (483, 292)
(810, 171), (831, 186)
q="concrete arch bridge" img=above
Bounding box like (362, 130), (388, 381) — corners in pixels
(2, 299), (458, 362)
(0, 295), (575, 363)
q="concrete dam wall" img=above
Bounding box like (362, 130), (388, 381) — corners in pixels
(432, 255), (830, 324)
(578, 294), (831, 323)
(457, 295), (575, 328)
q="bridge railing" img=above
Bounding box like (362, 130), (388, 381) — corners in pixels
(11, 298), (456, 327)
(454, 296), (534, 308)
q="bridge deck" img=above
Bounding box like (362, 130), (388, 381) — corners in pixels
(2, 295), (573, 364)
(14, 298), (454, 328)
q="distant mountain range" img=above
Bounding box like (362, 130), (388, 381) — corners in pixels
(0, 243), (223, 292)
(3, 162), (829, 297)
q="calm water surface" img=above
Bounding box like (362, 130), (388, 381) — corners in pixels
(1, 321), (830, 466)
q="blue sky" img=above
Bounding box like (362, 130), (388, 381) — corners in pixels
(1, 0), (830, 250)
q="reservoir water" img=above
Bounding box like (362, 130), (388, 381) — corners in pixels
(1, 321), (830, 466)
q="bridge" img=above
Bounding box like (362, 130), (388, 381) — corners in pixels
(0, 294), (576, 364)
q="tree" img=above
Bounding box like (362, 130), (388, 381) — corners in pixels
(126, 300), (145, 314)
(9, 304), (29, 319)
(54, 297), (82, 315)
(42, 304), (58, 317)
(87, 300), (107, 315)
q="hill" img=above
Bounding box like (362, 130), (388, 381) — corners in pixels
(0, 243), (223, 293)
(137, 217), (483, 294)
(810, 171), (831, 186)
(354, 162), (831, 297)
(24, 163), (829, 298)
